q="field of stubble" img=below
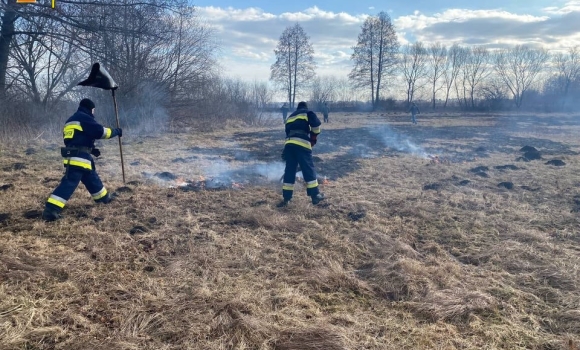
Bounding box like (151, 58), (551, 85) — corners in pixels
(1, 112), (579, 350)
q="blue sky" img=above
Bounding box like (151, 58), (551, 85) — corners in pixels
(192, 1), (580, 81)
(191, 0), (561, 16)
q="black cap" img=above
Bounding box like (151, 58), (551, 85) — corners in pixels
(79, 98), (95, 110)
(297, 101), (308, 109)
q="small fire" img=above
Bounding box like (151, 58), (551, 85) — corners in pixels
(429, 155), (450, 165)
(322, 176), (330, 185)
(232, 182), (243, 189)
(175, 177), (189, 187)
(199, 175), (205, 181)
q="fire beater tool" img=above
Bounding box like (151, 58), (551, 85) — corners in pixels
(78, 63), (126, 183)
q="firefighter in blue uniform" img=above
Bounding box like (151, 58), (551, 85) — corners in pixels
(42, 98), (122, 221)
(279, 101), (324, 207)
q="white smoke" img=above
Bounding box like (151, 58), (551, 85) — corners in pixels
(370, 125), (428, 158)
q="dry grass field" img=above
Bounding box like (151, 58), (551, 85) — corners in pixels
(1, 112), (579, 349)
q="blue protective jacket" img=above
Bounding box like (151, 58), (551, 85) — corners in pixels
(284, 108), (321, 150)
(61, 106), (118, 170)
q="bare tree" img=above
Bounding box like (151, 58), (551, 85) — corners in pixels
(427, 43), (447, 109)
(442, 44), (466, 108)
(494, 45), (549, 108)
(400, 42), (428, 104)
(459, 47), (490, 109)
(270, 23), (316, 108)
(0, 0), (198, 99)
(8, 16), (84, 111)
(553, 46), (580, 110)
(309, 75), (337, 110)
(349, 11), (399, 109)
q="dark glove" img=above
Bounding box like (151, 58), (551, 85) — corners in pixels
(91, 148), (101, 158)
(112, 128), (123, 137)
(310, 134), (318, 147)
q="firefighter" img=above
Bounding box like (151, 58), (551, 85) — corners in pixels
(279, 101), (324, 207)
(409, 102), (420, 124)
(321, 102), (330, 123)
(42, 98), (122, 221)
(280, 103), (289, 123)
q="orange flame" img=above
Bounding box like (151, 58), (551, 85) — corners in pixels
(175, 177), (188, 186)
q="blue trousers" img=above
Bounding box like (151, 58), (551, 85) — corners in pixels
(45, 161), (108, 212)
(411, 113), (417, 124)
(282, 144), (319, 200)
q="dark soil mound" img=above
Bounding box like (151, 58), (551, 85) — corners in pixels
(129, 225), (149, 235)
(474, 171), (489, 178)
(116, 186), (133, 193)
(474, 146), (487, 153)
(494, 164), (519, 171)
(458, 180), (471, 186)
(348, 211), (366, 221)
(3, 163), (26, 171)
(25, 148), (36, 155)
(0, 184), (13, 191)
(520, 146), (538, 152)
(23, 210), (42, 219)
(127, 180), (142, 186)
(423, 183), (442, 191)
(522, 151), (542, 161)
(172, 157), (187, 163)
(520, 185), (540, 192)
(545, 159), (566, 166)
(155, 172), (177, 180)
(0, 213), (10, 223)
(469, 166), (489, 173)
(498, 182), (514, 190)
(130, 161), (141, 166)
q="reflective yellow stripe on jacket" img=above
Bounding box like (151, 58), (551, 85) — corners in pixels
(63, 121), (83, 139)
(285, 137), (311, 150)
(285, 113), (309, 124)
(101, 127), (112, 139)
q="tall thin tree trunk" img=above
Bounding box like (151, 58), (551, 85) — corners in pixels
(0, 0), (18, 99)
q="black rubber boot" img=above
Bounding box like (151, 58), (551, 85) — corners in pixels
(276, 199), (291, 208)
(311, 193), (325, 205)
(96, 192), (116, 204)
(42, 207), (62, 222)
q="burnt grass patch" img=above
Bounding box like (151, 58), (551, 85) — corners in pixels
(546, 159), (566, 166)
(2, 113), (580, 349)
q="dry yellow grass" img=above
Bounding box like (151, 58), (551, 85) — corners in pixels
(1, 112), (579, 349)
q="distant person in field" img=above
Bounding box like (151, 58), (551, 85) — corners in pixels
(279, 101), (324, 207)
(280, 103), (289, 123)
(409, 102), (420, 124)
(42, 98), (123, 222)
(321, 102), (330, 123)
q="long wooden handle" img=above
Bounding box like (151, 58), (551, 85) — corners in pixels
(112, 89), (126, 183)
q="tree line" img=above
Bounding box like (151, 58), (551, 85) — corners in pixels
(1, 3), (580, 140)
(271, 12), (580, 113)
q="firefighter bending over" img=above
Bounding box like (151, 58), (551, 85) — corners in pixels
(42, 98), (122, 221)
(279, 101), (324, 207)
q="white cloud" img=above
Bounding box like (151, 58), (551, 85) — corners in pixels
(196, 6), (367, 80)
(196, 5), (580, 81)
(395, 6), (579, 50)
(542, 1), (580, 14)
